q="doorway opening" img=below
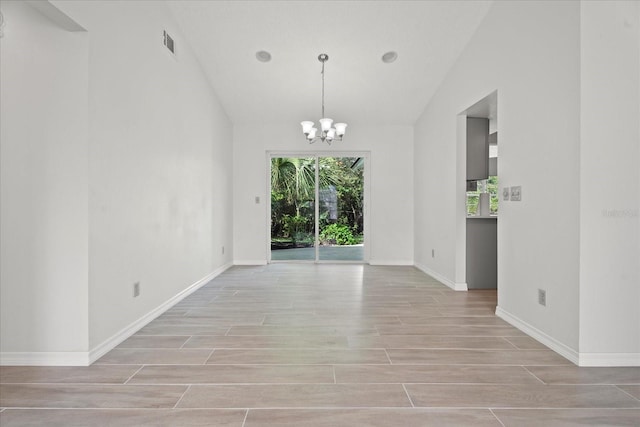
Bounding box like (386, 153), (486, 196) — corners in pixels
(269, 154), (367, 263)
(460, 91), (498, 291)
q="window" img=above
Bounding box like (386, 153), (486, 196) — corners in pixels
(467, 176), (499, 216)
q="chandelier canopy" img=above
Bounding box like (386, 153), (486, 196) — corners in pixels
(301, 54), (347, 144)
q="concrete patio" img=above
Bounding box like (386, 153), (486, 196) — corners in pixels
(271, 244), (364, 261)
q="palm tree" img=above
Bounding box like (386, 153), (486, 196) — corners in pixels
(271, 157), (341, 245)
(271, 157), (316, 217)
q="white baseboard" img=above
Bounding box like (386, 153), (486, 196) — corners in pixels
(576, 353), (640, 367)
(496, 306), (640, 366)
(495, 305), (579, 365)
(368, 260), (414, 266)
(0, 263), (232, 367)
(0, 352), (90, 366)
(414, 262), (467, 291)
(88, 263), (232, 364)
(234, 260), (268, 265)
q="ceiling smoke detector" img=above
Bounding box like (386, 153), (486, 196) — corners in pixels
(255, 51), (272, 62)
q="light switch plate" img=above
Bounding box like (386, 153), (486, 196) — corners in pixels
(510, 186), (522, 201)
(503, 187), (510, 201)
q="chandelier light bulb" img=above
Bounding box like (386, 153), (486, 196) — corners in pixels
(334, 123), (347, 136)
(319, 118), (333, 132)
(301, 121), (314, 135)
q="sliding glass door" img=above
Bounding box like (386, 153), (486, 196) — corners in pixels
(270, 157), (316, 261)
(318, 157), (364, 261)
(270, 155), (365, 262)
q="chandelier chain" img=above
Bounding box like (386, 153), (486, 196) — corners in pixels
(321, 60), (325, 118)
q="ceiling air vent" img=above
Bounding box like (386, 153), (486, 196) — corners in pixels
(163, 30), (175, 55)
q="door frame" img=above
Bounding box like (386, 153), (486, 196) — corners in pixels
(458, 90), (499, 291)
(266, 151), (370, 264)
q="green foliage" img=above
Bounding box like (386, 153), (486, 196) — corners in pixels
(271, 156), (364, 247)
(282, 214), (310, 244)
(270, 157), (317, 240)
(318, 157), (364, 235)
(319, 223), (358, 245)
(467, 175), (499, 216)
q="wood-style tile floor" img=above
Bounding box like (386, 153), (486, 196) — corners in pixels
(1, 264), (639, 426)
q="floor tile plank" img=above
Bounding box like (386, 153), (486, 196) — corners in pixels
(227, 325), (379, 337)
(0, 366), (141, 384)
(387, 348), (571, 365)
(0, 384), (187, 408)
(177, 384), (412, 408)
(492, 408), (640, 426)
(405, 384), (640, 408)
(95, 348), (212, 365)
(116, 335), (190, 349)
(334, 364), (540, 384)
(0, 409), (246, 426)
(502, 336), (549, 350)
(525, 366), (640, 384)
(135, 325), (230, 336)
(205, 349), (390, 365)
(398, 316), (510, 326)
(244, 408), (502, 427)
(348, 335), (515, 350)
(618, 385), (640, 400)
(128, 365), (334, 384)
(377, 324), (527, 337)
(183, 335), (350, 349)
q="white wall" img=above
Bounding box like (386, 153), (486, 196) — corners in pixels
(415, 0), (639, 366)
(53, 0), (234, 350)
(1, 0), (233, 364)
(0, 1), (89, 359)
(414, 1), (582, 357)
(579, 1), (640, 364)
(233, 124), (414, 265)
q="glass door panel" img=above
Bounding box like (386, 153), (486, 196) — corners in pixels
(318, 157), (364, 261)
(270, 157), (316, 261)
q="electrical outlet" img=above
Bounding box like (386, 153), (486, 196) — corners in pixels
(538, 289), (546, 306)
(133, 282), (140, 298)
(503, 187), (510, 201)
(255, 196), (260, 204)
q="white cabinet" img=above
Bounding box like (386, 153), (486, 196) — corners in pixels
(466, 118), (489, 181)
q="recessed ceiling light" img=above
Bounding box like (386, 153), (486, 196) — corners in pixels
(256, 51), (272, 62)
(381, 51), (398, 63)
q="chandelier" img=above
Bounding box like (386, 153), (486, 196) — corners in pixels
(301, 54), (347, 144)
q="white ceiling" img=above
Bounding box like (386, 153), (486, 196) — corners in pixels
(166, 0), (493, 126)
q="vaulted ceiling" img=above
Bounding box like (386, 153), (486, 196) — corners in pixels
(166, 1), (493, 126)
